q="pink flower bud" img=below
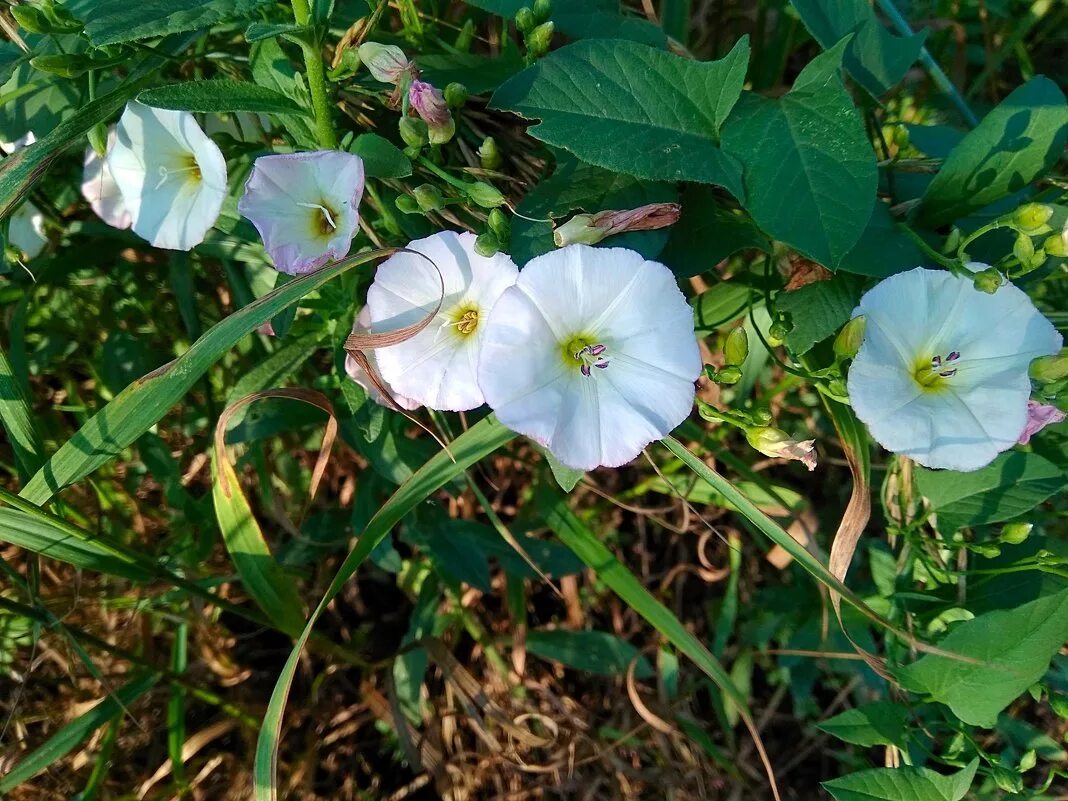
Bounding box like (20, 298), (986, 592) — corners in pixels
(408, 80), (451, 127)
(1017, 400), (1066, 444)
(745, 427), (817, 471)
(553, 202), (681, 247)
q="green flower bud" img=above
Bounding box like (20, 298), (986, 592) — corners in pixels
(474, 231), (500, 257)
(515, 6), (535, 33)
(454, 18), (475, 52)
(533, 0), (551, 21)
(941, 227), (961, 254)
(972, 266), (1002, 294)
(444, 82), (468, 109)
(752, 408), (773, 426)
(724, 327), (748, 367)
(745, 427), (817, 470)
(1019, 749), (1037, 772)
(87, 123), (108, 159)
(1014, 231), (1035, 262)
(1000, 522), (1032, 545)
(971, 542), (1001, 559)
(767, 319), (790, 345)
(826, 378), (848, 398)
(1012, 202), (1054, 236)
(526, 21), (554, 57)
(714, 366), (743, 385)
(833, 315), (866, 360)
(398, 116), (428, 148)
(1044, 229), (1068, 258)
(478, 136), (502, 170)
(395, 194), (420, 214)
(413, 183), (444, 212)
(1030, 349), (1068, 383)
(427, 116), (456, 145)
(488, 207), (510, 241)
(1050, 693), (1068, 719)
(466, 181), (505, 209)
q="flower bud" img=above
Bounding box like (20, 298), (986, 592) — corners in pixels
(1000, 522), (1033, 545)
(552, 202), (680, 247)
(745, 427), (817, 471)
(1051, 694), (1068, 719)
(455, 18), (475, 51)
(1011, 203), (1054, 236)
(1018, 399), (1066, 444)
(427, 116), (456, 145)
(724, 327), (748, 367)
(395, 194), (420, 214)
(357, 42), (410, 83)
(941, 227), (961, 254)
(714, 366), (743, 385)
(413, 183), (444, 212)
(408, 80), (450, 127)
(1030, 349), (1068, 383)
(526, 21), (554, 57)
(552, 214), (600, 246)
(474, 231), (500, 257)
(488, 207), (510, 240)
(972, 266), (1003, 294)
(466, 181), (505, 209)
(767, 318), (791, 345)
(1019, 749), (1037, 773)
(478, 136), (502, 170)
(398, 116), (428, 148)
(533, 0), (552, 21)
(444, 82), (468, 108)
(826, 378), (848, 398)
(833, 315), (866, 360)
(1043, 225), (1068, 258)
(1013, 231), (1035, 263)
(515, 6), (535, 33)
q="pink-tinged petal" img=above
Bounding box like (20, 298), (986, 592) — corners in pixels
(408, 80), (450, 127)
(1017, 400), (1066, 444)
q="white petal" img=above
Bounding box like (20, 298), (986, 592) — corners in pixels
(81, 128), (132, 230)
(367, 231), (519, 411)
(344, 307), (420, 411)
(9, 202), (46, 259)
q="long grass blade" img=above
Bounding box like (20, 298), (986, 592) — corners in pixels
(0, 341), (44, 483)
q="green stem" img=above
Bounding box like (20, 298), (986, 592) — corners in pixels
(292, 0), (338, 149)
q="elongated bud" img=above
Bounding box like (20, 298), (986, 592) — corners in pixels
(1014, 231), (1035, 262)
(1000, 522), (1033, 545)
(834, 315), (866, 359)
(1011, 202), (1054, 236)
(724, 327), (748, 367)
(533, 0), (552, 21)
(515, 6), (535, 33)
(358, 42), (410, 83)
(395, 194), (420, 214)
(466, 181), (505, 209)
(478, 136), (502, 170)
(398, 116), (428, 148)
(488, 207), (510, 240)
(413, 184), (444, 212)
(526, 21), (554, 57)
(972, 266), (1003, 294)
(474, 231), (500, 257)
(1030, 349), (1068, 383)
(714, 366), (742, 385)
(552, 202), (680, 247)
(745, 427), (817, 471)
(408, 80), (450, 126)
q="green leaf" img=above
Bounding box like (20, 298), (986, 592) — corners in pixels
(791, 0), (927, 97)
(415, 52), (525, 95)
(692, 280), (754, 334)
(0, 41), (26, 87)
(525, 630), (654, 678)
(464, 0), (666, 46)
(659, 185), (769, 278)
(250, 39), (317, 149)
(20, 250), (387, 506)
(775, 275), (864, 355)
(543, 448), (584, 492)
(915, 451), (1066, 532)
(212, 454), (307, 634)
(245, 22), (306, 43)
(254, 416), (516, 801)
(76, 0), (272, 46)
(837, 202), (925, 278)
(823, 759), (977, 801)
(897, 589), (1068, 727)
(721, 41), (878, 268)
(0, 341), (44, 482)
(0, 674), (158, 793)
(349, 133), (412, 179)
(224, 331), (323, 429)
(492, 38), (749, 193)
(138, 80), (310, 116)
(917, 77), (1068, 228)
(816, 700), (909, 747)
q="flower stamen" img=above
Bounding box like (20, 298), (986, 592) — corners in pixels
(575, 342), (610, 376)
(297, 201), (338, 235)
(913, 350), (961, 390)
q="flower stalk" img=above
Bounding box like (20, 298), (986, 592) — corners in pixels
(291, 0), (338, 150)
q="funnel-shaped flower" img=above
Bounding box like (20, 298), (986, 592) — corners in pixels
(238, 151), (365, 275)
(344, 307), (420, 411)
(106, 102), (227, 250)
(366, 231), (519, 411)
(847, 267), (1062, 471)
(81, 127), (132, 230)
(478, 245), (701, 471)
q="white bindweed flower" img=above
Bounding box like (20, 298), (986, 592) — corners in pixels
(366, 231), (519, 411)
(847, 266), (1062, 471)
(81, 127), (132, 230)
(238, 151), (365, 275)
(478, 245), (701, 471)
(1, 131), (46, 259)
(344, 307), (420, 411)
(107, 101), (227, 250)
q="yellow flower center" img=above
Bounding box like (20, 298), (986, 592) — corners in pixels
(445, 303), (480, 338)
(912, 350), (960, 393)
(561, 334), (610, 376)
(301, 200), (340, 239)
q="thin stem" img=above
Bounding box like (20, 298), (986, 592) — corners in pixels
(898, 223), (957, 268)
(292, 0), (338, 149)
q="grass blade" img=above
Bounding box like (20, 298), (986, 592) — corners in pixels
(254, 415), (515, 801)
(0, 341), (45, 482)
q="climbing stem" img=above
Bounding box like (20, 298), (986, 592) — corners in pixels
(292, 0), (338, 149)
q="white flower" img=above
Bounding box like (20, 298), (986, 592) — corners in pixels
(106, 101), (227, 250)
(847, 266), (1062, 471)
(344, 307), (420, 411)
(367, 231), (518, 411)
(238, 151), (365, 275)
(357, 42), (410, 83)
(1, 131), (46, 259)
(478, 244), (701, 471)
(81, 127), (132, 230)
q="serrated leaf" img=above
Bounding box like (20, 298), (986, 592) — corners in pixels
(915, 451), (1066, 532)
(917, 77), (1068, 228)
(776, 275), (864, 354)
(816, 701), (909, 747)
(75, 0), (272, 46)
(138, 80), (310, 116)
(525, 630), (654, 678)
(896, 589), (1068, 727)
(350, 133), (411, 179)
(660, 185), (769, 278)
(791, 0), (927, 97)
(492, 38), (749, 193)
(721, 40), (878, 268)
(823, 759), (977, 801)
